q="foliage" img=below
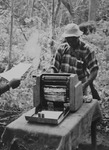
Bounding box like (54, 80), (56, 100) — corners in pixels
(0, 1), (109, 149)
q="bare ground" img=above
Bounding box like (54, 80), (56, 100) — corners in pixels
(78, 130), (109, 150)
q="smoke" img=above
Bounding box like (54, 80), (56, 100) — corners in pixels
(24, 30), (41, 72)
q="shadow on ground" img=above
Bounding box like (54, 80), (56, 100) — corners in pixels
(79, 144), (109, 150)
(78, 131), (109, 150)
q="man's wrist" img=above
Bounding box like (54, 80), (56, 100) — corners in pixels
(50, 68), (54, 73)
(7, 83), (10, 90)
(84, 81), (89, 88)
(82, 81), (89, 91)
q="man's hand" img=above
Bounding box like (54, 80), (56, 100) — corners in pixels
(9, 78), (21, 89)
(50, 68), (55, 73)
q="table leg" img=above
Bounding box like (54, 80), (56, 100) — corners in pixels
(91, 120), (97, 150)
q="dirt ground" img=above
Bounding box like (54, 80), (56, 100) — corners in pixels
(78, 131), (109, 150)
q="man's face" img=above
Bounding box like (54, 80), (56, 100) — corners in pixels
(66, 36), (79, 48)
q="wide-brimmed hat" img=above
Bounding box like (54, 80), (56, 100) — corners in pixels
(62, 23), (83, 38)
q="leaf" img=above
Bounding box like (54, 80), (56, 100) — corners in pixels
(104, 114), (109, 119)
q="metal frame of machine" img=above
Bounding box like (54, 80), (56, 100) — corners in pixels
(25, 73), (83, 124)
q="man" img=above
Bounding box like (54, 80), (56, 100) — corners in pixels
(0, 78), (20, 95)
(51, 23), (99, 94)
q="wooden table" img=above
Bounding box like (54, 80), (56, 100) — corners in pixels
(1, 99), (102, 150)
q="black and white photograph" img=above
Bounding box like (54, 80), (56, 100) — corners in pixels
(0, 0), (109, 150)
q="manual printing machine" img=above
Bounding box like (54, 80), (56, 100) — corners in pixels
(25, 73), (83, 124)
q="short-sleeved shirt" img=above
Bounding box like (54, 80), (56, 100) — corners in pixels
(52, 40), (98, 83)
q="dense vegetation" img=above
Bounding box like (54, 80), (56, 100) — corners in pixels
(0, 0), (109, 149)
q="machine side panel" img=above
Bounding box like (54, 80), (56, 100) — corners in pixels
(74, 81), (83, 111)
(33, 76), (40, 107)
(69, 74), (78, 112)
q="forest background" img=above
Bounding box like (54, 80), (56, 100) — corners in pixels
(0, 0), (109, 150)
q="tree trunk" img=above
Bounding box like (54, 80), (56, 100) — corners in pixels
(8, 0), (14, 69)
(50, 0), (61, 55)
(26, 0), (29, 17)
(31, 0), (35, 17)
(50, 0), (55, 55)
(54, 0), (61, 26)
(88, 0), (98, 21)
(61, 0), (74, 18)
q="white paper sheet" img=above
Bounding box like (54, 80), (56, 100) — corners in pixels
(34, 110), (63, 119)
(0, 63), (31, 81)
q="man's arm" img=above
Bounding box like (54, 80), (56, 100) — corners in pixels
(51, 49), (62, 73)
(51, 42), (69, 73)
(82, 45), (99, 93)
(82, 69), (98, 93)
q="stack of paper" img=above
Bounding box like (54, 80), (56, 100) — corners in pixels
(0, 63), (31, 81)
(34, 110), (63, 119)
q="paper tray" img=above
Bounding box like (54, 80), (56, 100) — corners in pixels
(25, 110), (69, 125)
